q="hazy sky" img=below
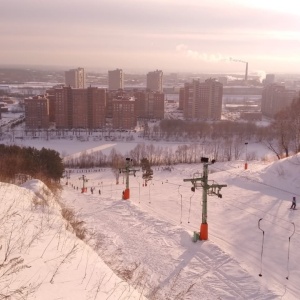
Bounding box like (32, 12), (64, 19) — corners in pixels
(1, 0), (300, 74)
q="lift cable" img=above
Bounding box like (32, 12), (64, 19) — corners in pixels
(178, 185), (183, 224)
(212, 165), (300, 198)
(258, 218), (265, 277)
(286, 222), (295, 280)
(187, 192), (195, 224)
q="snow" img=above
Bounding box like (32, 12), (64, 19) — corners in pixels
(0, 179), (147, 299)
(1, 139), (300, 299)
(3, 136), (272, 161)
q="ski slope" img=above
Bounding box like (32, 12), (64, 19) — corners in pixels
(60, 155), (300, 299)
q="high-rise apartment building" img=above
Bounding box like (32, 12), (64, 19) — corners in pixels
(112, 97), (136, 129)
(108, 69), (124, 90)
(55, 87), (106, 129)
(134, 91), (164, 119)
(183, 78), (223, 120)
(24, 86), (166, 130)
(106, 90), (126, 118)
(264, 74), (275, 86)
(261, 84), (296, 118)
(179, 87), (184, 110)
(147, 70), (163, 93)
(24, 96), (49, 128)
(45, 89), (56, 123)
(65, 68), (85, 88)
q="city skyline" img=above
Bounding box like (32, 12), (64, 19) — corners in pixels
(1, 0), (300, 74)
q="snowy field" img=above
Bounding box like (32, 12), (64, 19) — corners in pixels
(4, 136), (271, 161)
(1, 139), (300, 299)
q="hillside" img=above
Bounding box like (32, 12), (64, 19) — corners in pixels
(0, 180), (147, 299)
(58, 154), (300, 299)
(1, 139), (300, 299)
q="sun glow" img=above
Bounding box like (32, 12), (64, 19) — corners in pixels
(234, 0), (300, 15)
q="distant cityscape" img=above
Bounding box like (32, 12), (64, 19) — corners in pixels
(0, 67), (300, 131)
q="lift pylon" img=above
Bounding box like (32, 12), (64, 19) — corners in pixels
(79, 174), (89, 193)
(183, 158), (227, 241)
(119, 158), (139, 200)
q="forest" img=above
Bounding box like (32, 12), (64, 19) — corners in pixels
(0, 145), (64, 186)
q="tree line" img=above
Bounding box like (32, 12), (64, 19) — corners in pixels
(0, 145), (64, 184)
(266, 96), (300, 158)
(64, 139), (257, 169)
(148, 119), (260, 142)
(154, 95), (300, 159)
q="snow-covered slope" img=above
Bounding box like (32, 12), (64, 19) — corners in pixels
(2, 141), (300, 299)
(0, 180), (147, 299)
(59, 156), (300, 299)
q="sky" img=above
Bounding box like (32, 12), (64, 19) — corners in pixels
(2, 135), (300, 299)
(1, 0), (300, 74)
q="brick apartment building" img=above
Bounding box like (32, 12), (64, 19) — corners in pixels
(179, 87), (184, 110)
(24, 96), (49, 128)
(182, 78), (223, 120)
(106, 90), (127, 118)
(25, 88), (165, 130)
(55, 87), (106, 129)
(45, 89), (56, 122)
(134, 90), (164, 119)
(108, 69), (124, 90)
(146, 70), (163, 93)
(65, 68), (85, 88)
(261, 84), (297, 118)
(112, 97), (136, 129)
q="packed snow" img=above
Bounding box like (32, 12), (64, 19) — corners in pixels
(1, 139), (300, 299)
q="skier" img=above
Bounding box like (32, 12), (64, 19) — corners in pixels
(290, 196), (296, 210)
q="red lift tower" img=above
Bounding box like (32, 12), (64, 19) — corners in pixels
(120, 158), (139, 200)
(79, 174), (89, 193)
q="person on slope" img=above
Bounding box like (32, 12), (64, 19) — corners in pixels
(290, 196), (296, 210)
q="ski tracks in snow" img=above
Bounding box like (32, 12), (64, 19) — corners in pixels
(62, 187), (278, 300)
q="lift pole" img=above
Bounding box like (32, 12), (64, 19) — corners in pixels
(79, 175), (88, 193)
(201, 162), (209, 238)
(64, 169), (71, 185)
(119, 158), (139, 200)
(184, 158), (227, 241)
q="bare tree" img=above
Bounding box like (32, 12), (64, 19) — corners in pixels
(109, 148), (124, 184)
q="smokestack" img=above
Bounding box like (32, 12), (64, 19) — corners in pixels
(245, 62), (248, 83)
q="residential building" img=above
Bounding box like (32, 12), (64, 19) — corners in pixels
(147, 70), (163, 93)
(179, 87), (184, 110)
(65, 68), (85, 88)
(264, 74), (275, 86)
(55, 87), (106, 129)
(112, 97), (136, 129)
(45, 89), (56, 122)
(183, 80), (198, 120)
(218, 76), (228, 85)
(182, 78), (223, 120)
(261, 84), (296, 118)
(134, 91), (164, 119)
(106, 90), (126, 118)
(24, 96), (49, 128)
(108, 69), (124, 90)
